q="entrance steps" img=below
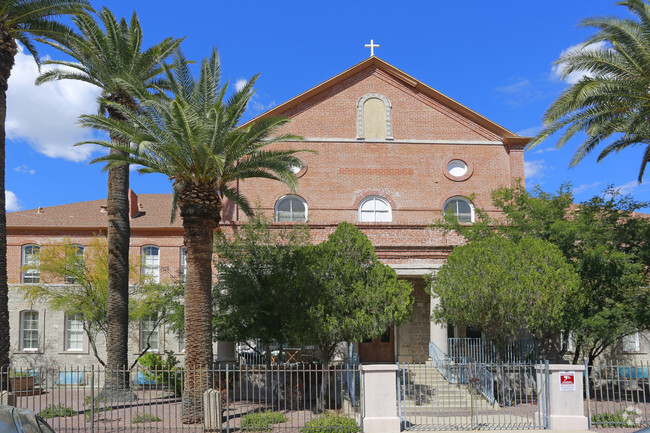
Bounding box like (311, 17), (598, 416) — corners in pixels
(399, 361), (495, 411)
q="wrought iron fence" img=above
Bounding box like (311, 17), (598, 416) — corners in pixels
(1, 363), (361, 433)
(397, 361), (549, 430)
(585, 359), (649, 428)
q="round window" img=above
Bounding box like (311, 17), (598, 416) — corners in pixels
(447, 160), (468, 177)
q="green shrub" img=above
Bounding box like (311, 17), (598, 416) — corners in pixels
(37, 404), (77, 419)
(83, 395), (112, 421)
(240, 410), (288, 431)
(138, 350), (183, 396)
(132, 413), (162, 423)
(591, 410), (638, 427)
(301, 413), (360, 433)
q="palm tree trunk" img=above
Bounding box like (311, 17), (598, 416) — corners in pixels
(104, 149), (133, 400)
(0, 30), (17, 392)
(180, 190), (219, 423)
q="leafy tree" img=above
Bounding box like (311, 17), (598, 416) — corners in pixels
(17, 239), (181, 367)
(296, 222), (414, 365)
(79, 49), (304, 423)
(530, 0), (650, 181)
(439, 183), (650, 364)
(35, 8), (183, 388)
(430, 236), (581, 356)
(0, 0), (91, 385)
(213, 214), (310, 364)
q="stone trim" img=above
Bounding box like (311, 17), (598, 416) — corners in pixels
(356, 93), (393, 140)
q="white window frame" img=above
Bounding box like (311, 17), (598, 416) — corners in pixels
(560, 330), (575, 352)
(65, 245), (84, 284)
(20, 310), (39, 351)
(64, 313), (84, 352)
(140, 314), (159, 352)
(274, 195), (308, 222)
(180, 247), (187, 283)
(178, 330), (185, 353)
(623, 332), (640, 352)
(141, 246), (160, 283)
(358, 196), (392, 222)
(443, 197), (475, 223)
(21, 244), (40, 284)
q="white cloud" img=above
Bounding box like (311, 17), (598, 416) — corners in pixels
(517, 125), (542, 137)
(251, 97), (276, 113)
(573, 182), (601, 195)
(6, 46), (102, 162)
(6, 191), (20, 212)
(13, 164), (35, 174)
(495, 78), (531, 95)
(525, 160), (547, 179)
(532, 147), (558, 155)
(552, 41), (608, 85)
(612, 180), (642, 196)
(234, 78), (247, 92)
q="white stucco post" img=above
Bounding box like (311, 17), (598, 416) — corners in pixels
(360, 364), (401, 433)
(537, 363), (588, 430)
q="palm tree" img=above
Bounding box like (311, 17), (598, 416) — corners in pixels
(80, 49), (304, 423)
(0, 0), (91, 387)
(36, 7), (182, 399)
(529, 0), (650, 182)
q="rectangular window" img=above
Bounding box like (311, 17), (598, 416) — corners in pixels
(180, 247), (186, 283)
(20, 311), (39, 351)
(623, 332), (640, 352)
(178, 330), (185, 353)
(22, 245), (40, 284)
(560, 330), (575, 352)
(65, 314), (84, 351)
(65, 245), (84, 284)
(140, 315), (159, 352)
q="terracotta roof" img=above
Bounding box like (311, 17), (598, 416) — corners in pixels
(7, 193), (182, 230)
(243, 56), (530, 144)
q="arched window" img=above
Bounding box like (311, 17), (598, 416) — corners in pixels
(443, 197), (475, 223)
(275, 195), (308, 222)
(141, 246), (160, 283)
(21, 244), (40, 284)
(359, 196), (392, 222)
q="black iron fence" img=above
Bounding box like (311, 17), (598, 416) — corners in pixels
(1, 363), (361, 433)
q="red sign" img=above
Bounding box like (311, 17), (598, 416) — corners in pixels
(560, 372), (576, 391)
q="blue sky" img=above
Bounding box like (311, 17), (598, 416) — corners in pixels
(5, 0), (650, 213)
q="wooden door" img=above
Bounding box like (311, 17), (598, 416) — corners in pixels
(358, 327), (395, 362)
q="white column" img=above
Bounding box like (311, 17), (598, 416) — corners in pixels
(429, 295), (448, 355)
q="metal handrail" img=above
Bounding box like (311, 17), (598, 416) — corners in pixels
(429, 341), (495, 404)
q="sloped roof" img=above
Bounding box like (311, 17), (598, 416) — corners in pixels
(245, 56), (531, 145)
(7, 193), (181, 230)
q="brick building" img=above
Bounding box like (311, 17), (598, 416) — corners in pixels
(7, 56), (533, 368)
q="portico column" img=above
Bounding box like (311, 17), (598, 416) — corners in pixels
(429, 295), (448, 356)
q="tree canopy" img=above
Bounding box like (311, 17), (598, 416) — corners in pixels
(213, 220), (414, 365)
(437, 183), (650, 363)
(430, 236), (581, 353)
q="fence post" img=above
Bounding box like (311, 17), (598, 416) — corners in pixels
(203, 389), (221, 431)
(360, 364), (400, 433)
(0, 391), (15, 406)
(537, 363), (588, 430)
